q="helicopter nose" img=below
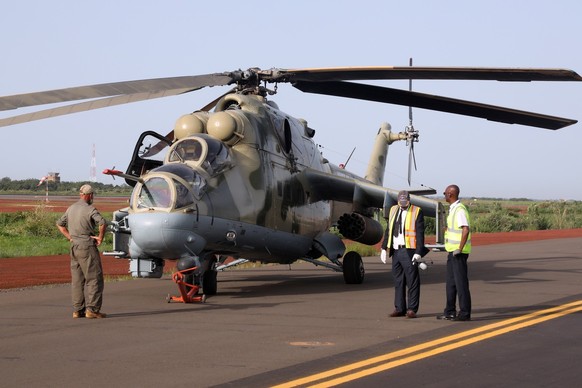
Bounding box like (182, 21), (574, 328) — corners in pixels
(128, 213), (206, 259)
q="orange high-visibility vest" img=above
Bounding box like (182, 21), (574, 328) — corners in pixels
(386, 204), (421, 249)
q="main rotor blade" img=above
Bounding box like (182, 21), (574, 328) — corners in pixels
(0, 88), (196, 128)
(293, 81), (577, 130)
(0, 73), (233, 111)
(281, 66), (582, 82)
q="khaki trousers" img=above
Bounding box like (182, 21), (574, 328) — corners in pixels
(70, 244), (104, 312)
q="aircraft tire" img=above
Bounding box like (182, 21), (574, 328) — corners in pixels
(342, 251), (365, 284)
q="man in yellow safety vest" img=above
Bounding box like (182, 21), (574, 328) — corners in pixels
(437, 184), (472, 321)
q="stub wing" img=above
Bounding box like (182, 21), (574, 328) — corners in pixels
(297, 168), (439, 217)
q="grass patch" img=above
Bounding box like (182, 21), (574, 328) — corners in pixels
(345, 241), (380, 257)
(0, 206), (114, 258)
(104, 274), (134, 282)
(0, 236), (70, 257)
(2, 199), (582, 258)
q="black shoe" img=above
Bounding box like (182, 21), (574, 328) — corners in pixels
(436, 314), (456, 320)
(389, 310), (406, 317)
(453, 315), (471, 321)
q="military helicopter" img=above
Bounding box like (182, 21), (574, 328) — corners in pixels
(1, 66), (580, 302)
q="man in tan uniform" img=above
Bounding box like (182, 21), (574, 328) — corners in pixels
(57, 184), (107, 319)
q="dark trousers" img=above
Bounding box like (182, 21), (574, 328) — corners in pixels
(392, 248), (420, 313)
(444, 252), (471, 318)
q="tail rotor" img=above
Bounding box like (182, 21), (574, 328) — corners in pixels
(405, 58), (419, 185)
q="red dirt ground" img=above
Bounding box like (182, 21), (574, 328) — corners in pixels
(2, 229), (581, 290)
(1, 196), (581, 290)
(0, 195), (129, 213)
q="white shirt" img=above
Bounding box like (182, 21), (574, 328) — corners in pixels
(392, 207), (408, 248)
(449, 200), (469, 227)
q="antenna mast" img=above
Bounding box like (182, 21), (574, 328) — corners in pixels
(90, 144), (97, 182)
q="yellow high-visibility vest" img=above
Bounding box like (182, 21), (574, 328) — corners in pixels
(445, 203), (472, 253)
(386, 205), (421, 249)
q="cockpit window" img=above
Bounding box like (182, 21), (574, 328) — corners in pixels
(168, 139), (202, 162)
(136, 177), (172, 209)
(166, 135), (232, 177)
(204, 138), (231, 176)
(134, 175), (196, 211)
(152, 164), (206, 199)
(174, 180), (194, 209)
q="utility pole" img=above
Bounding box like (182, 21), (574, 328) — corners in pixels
(90, 143), (97, 182)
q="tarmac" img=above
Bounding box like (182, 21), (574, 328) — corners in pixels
(1, 237), (581, 387)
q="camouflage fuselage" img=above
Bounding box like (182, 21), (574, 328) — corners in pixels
(124, 93), (335, 263)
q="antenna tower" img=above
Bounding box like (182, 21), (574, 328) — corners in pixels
(90, 144), (97, 182)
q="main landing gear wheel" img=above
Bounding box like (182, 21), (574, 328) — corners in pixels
(202, 255), (218, 295)
(342, 251), (365, 284)
(203, 269), (218, 295)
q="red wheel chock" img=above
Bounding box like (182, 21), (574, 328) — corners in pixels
(166, 267), (206, 303)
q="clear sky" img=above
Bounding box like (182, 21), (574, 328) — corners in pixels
(1, 0), (581, 200)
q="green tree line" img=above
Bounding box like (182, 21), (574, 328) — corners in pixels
(0, 177), (132, 195)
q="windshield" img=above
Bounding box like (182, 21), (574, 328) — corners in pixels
(166, 135), (232, 176)
(134, 174), (197, 211)
(168, 139), (202, 163)
(204, 136), (231, 175)
(152, 164), (206, 199)
(136, 177), (172, 209)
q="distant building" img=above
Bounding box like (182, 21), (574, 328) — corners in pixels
(46, 172), (61, 183)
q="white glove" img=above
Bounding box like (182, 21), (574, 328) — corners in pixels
(380, 249), (387, 264)
(453, 249), (462, 257)
(412, 253), (421, 263)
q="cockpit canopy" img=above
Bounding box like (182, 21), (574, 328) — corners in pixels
(130, 134), (232, 212)
(166, 134), (232, 176)
(131, 164), (206, 212)
(133, 175), (190, 210)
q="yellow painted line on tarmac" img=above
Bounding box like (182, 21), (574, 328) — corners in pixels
(272, 300), (582, 388)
